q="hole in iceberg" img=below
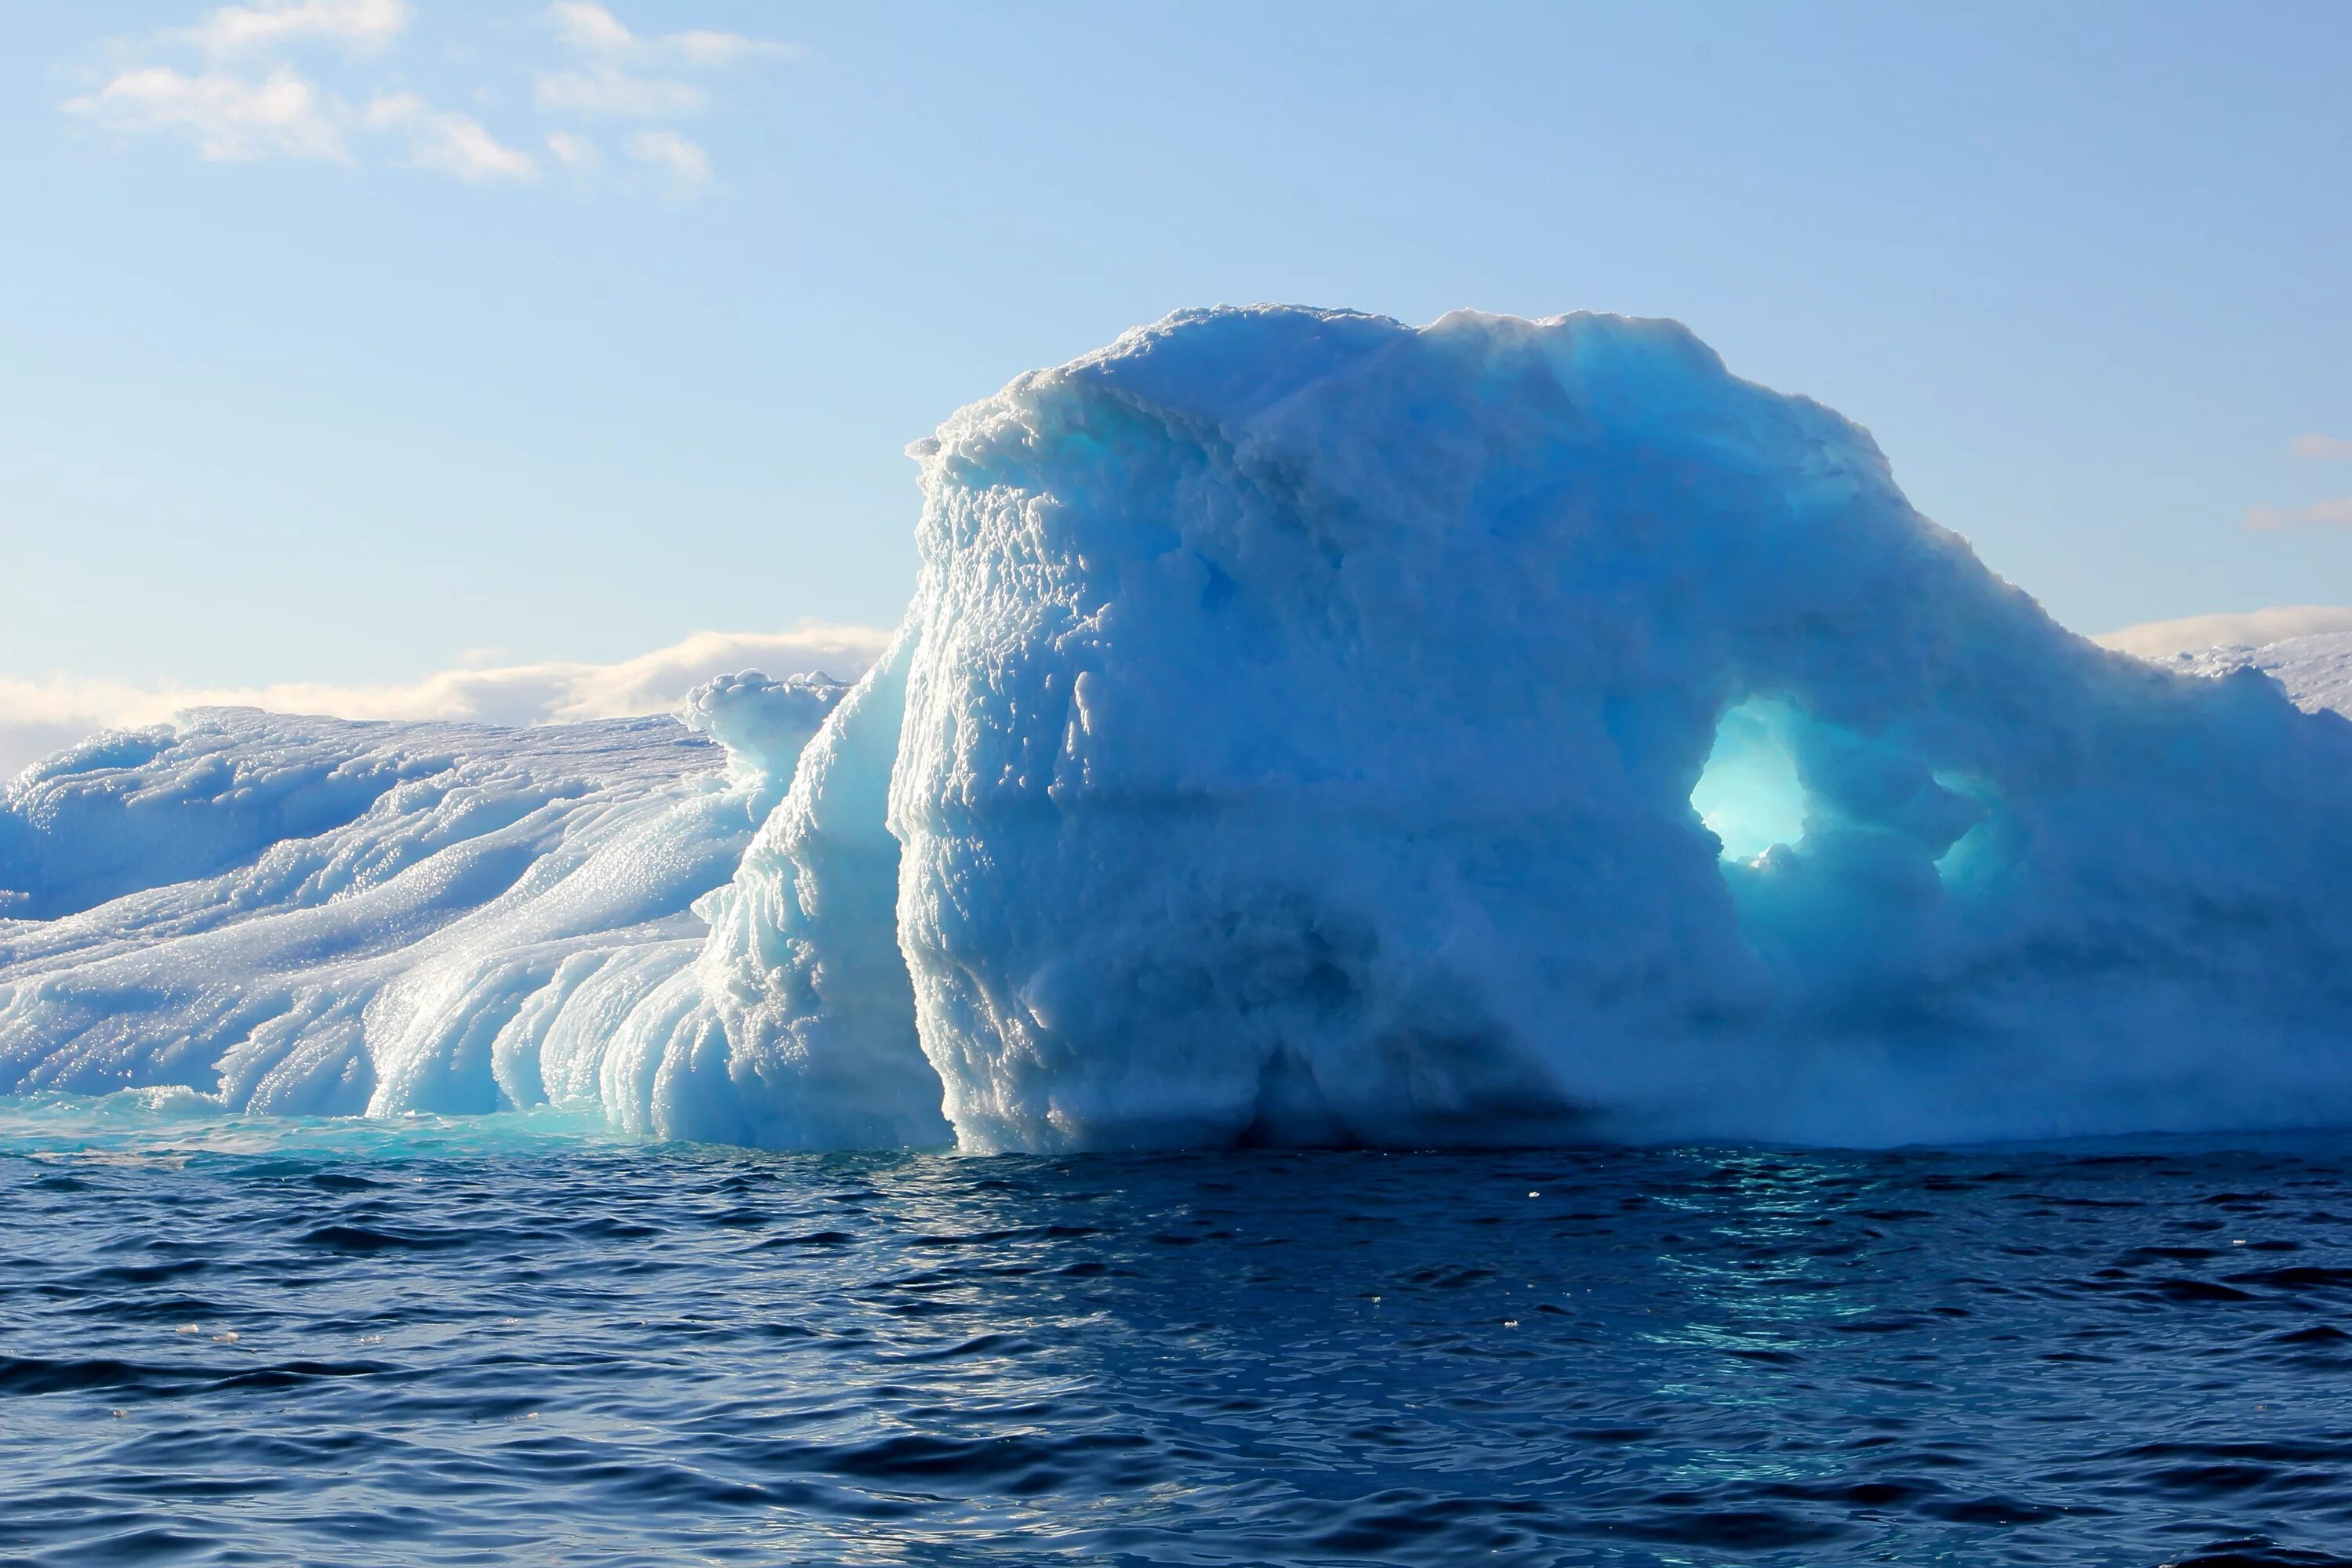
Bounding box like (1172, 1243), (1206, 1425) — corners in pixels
(1691, 698), (1808, 863)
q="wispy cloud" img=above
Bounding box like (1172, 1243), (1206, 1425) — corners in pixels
(63, 2), (789, 195)
(545, 129), (601, 169)
(626, 129), (710, 191)
(2291, 434), (2352, 461)
(545, 2), (797, 67)
(65, 64), (350, 162)
(2247, 497), (2352, 532)
(180, 0), (410, 57)
(366, 92), (536, 181)
(0, 625), (894, 783)
(528, 3), (794, 187)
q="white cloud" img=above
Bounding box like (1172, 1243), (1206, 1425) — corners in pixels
(627, 129), (711, 190)
(0, 625), (894, 784)
(2292, 434), (2352, 460)
(367, 92), (537, 181)
(62, 2), (775, 193)
(662, 28), (800, 67)
(2094, 604), (2352, 659)
(546, 2), (797, 66)
(532, 67), (706, 118)
(530, 1), (795, 157)
(64, 64), (350, 162)
(180, 0), (410, 56)
(545, 129), (601, 169)
(2246, 496), (2352, 532)
(546, 0), (635, 54)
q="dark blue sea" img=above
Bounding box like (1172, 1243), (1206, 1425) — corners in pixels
(6, 1097), (2352, 1566)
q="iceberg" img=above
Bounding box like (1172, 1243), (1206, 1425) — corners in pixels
(8, 305), (2352, 1152)
(0, 673), (845, 1130)
(884, 306), (2352, 1149)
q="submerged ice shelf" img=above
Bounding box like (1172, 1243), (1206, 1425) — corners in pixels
(8, 306), (2352, 1152)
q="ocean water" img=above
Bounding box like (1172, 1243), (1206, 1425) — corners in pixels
(5, 1097), (2352, 1567)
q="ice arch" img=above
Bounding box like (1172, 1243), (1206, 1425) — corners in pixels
(873, 305), (2352, 1150)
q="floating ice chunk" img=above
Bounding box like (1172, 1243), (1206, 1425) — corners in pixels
(0, 680), (844, 1129)
(888, 305), (2352, 1151)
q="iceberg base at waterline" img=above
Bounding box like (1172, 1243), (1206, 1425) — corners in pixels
(7, 306), (2352, 1154)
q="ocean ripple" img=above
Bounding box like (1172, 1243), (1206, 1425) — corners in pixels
(4, 1102), (2352, 1565)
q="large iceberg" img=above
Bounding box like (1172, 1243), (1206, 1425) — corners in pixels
(0, 674), (847, 1131)
(8, 305), (2352, 1151)
(885, 307), (2352, 1149)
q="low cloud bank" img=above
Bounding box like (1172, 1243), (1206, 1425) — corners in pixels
(0, 623), (891, 782)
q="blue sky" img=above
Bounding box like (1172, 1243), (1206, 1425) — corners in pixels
(4, 2), (2350, 729)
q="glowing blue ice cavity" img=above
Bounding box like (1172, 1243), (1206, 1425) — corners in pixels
(1691, 698), (1809, 863)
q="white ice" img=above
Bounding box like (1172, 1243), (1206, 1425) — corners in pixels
(0, 673), (846, 1133)
(9, 305), (2352, 1152)
(2160, 631), (2352, 720)
(885, 307), (2352, 1150)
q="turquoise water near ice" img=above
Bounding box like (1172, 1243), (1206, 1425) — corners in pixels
(5, 1095), (2352, 1566)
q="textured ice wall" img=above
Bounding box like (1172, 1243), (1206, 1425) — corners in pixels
(0, 673), (845, 1127)
(889, 306), (2352, 1150)
(613, 629), (951, 1149)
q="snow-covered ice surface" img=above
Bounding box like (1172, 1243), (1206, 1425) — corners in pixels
(0, 673), (848, 1135)
(2161, 631), (2352, 719)
(9, 305), (2352, 1152)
